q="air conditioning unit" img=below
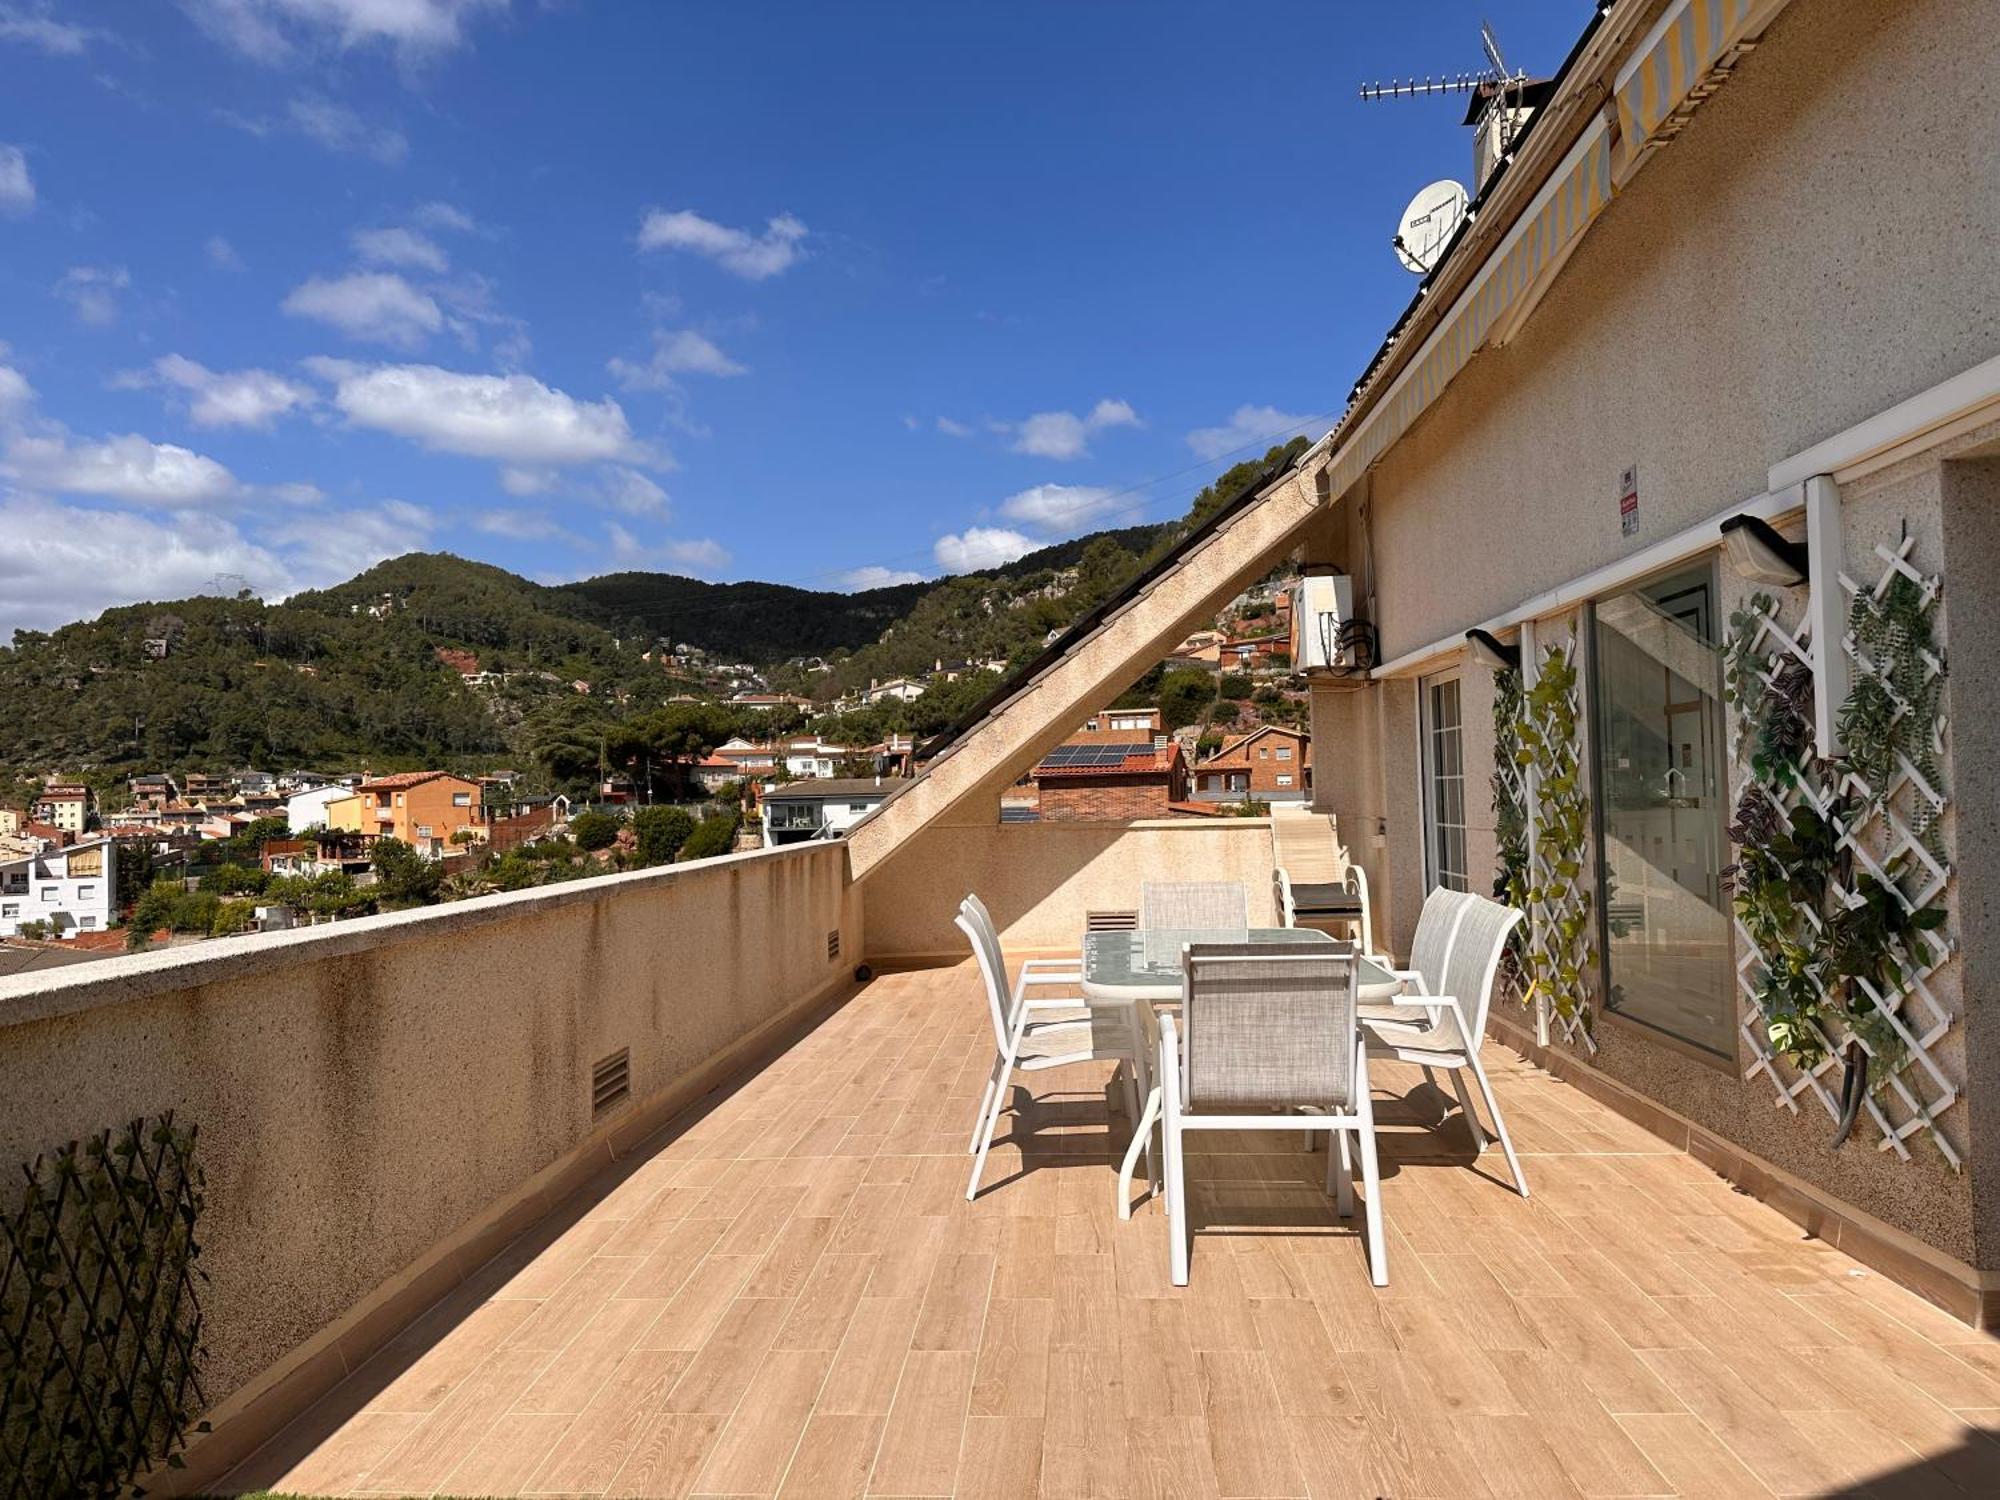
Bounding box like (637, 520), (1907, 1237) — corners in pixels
(1296, 570), (1374, 676)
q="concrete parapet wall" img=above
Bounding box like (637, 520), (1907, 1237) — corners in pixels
(0, 841), (860, 1438)
(860, 817), (1278, 961)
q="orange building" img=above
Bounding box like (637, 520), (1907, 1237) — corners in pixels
(327, 772), (483, 855)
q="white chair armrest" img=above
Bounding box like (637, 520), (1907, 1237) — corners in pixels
(1020, 957), (1082, 972)
(1019, 971), (1082, 986)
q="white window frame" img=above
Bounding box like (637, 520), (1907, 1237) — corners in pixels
(1420, 671), (1471, 894)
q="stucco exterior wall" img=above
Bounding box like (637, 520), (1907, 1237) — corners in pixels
(861, 818), (1277, 961)
(1363, 0), (2000, 664)
(0, 842), (860, 1422)
(1298, 0), (2000, 1268)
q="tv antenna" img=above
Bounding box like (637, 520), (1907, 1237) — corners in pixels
(1361, 21), (1532, 271)
(1360, 19), (1530, 160)
(1359, 19), (1526, 106)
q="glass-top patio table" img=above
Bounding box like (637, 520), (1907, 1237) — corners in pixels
(1081, 927), (1408, 1218)
(1080, 926), (1406, 1002)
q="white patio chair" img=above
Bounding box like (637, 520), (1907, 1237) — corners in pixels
(958, 894), (1096, 1153)
(1140, 880), (1249, 930)
(1158, 942), (1385, 1287)
(963, 892), (1086, 1020)
(1359, 884), (1473, 1023)
(960, 905), (1144, 1201)
(1345, 863), (1376, 961)
(1361, 893), (1530, 1197)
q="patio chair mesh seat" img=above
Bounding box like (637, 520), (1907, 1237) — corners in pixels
(1406, 895), (1515, 1054)
(1183, 943), (1355, 1110)
(1285, 881), (1363, 916)
(1141, 880), (1250, 930)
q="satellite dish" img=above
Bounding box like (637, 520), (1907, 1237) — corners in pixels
(1393, 179), (1469, 273)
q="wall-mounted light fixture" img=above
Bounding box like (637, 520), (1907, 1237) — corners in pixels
(1719, 513), (1809, 587)
(1465, 627), (1520, 672)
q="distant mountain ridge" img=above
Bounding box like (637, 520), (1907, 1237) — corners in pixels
(0, 441), (1304, 788)
(555, 523), (1173, 664)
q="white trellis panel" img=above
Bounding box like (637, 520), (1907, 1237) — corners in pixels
(1525, 627), (1597, 1054)
(1727, 541), (1959, 1168)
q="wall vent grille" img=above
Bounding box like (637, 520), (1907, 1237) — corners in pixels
(591, 1047), (631, 1118)
(1085, 910), (1139, 932)
(826, 929), (841, 961)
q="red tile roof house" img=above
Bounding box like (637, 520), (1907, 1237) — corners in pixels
(1031, 738), (1191, 821)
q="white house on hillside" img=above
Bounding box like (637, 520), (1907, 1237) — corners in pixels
(1, 837), (116, 939)
(287, 784), (355, 834)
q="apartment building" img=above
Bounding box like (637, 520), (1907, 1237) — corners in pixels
(30, 784), (91, 835)
(0, 837), (115, 939)
(327, 772), (483, 856)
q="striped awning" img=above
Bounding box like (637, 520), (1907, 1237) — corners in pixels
(1319, 0), (1791, 505)
(1616, 0), (1779, 146)
(1324, 123), (1615, 501)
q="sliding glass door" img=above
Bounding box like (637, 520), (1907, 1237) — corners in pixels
(1589, 563), (1735, 1059)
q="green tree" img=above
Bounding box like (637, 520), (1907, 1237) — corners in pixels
(569, 808), (622, 850)
(371, 837), (444, 908)
(680, 809), (741, 861)
(633, 805), (696, 866)
(210, 901), (257, 938)
(130, 878), (185, 937)
(1159, 669), (1217, 730)
(200, 862), (269, 895)
(1218, 673), (1252, 700)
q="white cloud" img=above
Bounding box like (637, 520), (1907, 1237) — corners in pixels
(54, 265), (128, 325)
(5, 432), (240, 506)
(128, 354), (316, 430)
(1185, 404), (1322, 462)
(314, 360), (647, 468)
(352, 225), (447, 272)
(997, 483), (1122, 535)
(935, 416), (972, 438)
(0, 497), (289, 638)
(935, 526), (1036, 574)
(185, 0), (505, 64)
(261, 499), (433, 586)
(0, 144), (33, 214)
(605, 521), (729, 574)
(0, 4), (105, 54)
(598, 465), (668, 515)
(835, 565), (926, 591)
(497, 465), (553, 497)
(205, 234), (245, 270)
(1009, 397), (1140, 461)
(412, 200), (476, 233)
(474, 507), (568, 541)
(289, 95), (407, 162)
(637, 208), (807, 280)
(222, 96), (407, 164)
(607, 328), (746, 390)
(0, 362), (31, 413)
(283, 272), (443, 346)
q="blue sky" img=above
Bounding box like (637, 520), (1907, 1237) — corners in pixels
(0, 1), (1586, 637)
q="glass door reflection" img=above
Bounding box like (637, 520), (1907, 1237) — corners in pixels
(1591, 564), (1735, 1058)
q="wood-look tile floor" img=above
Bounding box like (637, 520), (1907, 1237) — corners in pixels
(222, 963), (2000, 1498)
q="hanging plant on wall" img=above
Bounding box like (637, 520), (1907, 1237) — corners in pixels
(1724, 544), (1956, 1164)
(1514, 635), (1597, 1044)
(1491, 665), (1528, 908)
(0, 1115), (210, 1497)
(1489, 665), (1530, 995)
